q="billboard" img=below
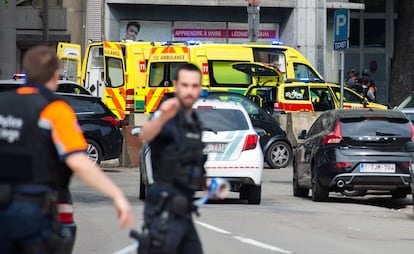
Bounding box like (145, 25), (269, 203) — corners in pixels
(119, 20), (279, 43)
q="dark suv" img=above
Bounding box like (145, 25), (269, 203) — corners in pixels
(0, 80), (123, 164)
(293, 109), (413, 201)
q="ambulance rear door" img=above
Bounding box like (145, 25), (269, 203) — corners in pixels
(57, 42), (81, 83)
(102, 41), (127, 119)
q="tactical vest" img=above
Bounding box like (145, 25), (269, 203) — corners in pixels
(151, 110), (206, 191)
(0, 87), (70, 187)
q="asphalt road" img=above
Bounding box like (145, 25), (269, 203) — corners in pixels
(71, 165), (414, 254)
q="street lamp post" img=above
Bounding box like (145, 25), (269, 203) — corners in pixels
(247, 0), (260, 42)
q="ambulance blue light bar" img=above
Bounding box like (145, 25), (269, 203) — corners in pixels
(272, 41), (284, 45)
(160, 40), (201, 46)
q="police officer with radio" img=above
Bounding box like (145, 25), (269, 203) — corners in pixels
(139, 63), (206, 254)
(0, 46), (133, 253)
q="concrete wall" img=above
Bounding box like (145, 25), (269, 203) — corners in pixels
(63, 0), (86, 47)
(275, 112), (323, 147)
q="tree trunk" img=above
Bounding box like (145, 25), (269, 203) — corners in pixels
(390, 0), (414, 106)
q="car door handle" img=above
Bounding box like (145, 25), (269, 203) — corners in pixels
(106, 95), (113, 99)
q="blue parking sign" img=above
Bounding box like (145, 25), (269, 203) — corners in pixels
(334, 9), (349, 41)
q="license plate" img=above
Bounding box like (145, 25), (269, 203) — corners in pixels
(203, 143), (225, 153)
(359, 163), (396, 173)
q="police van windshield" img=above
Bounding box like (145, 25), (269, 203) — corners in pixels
(149, 62), (186, 87)
(195, 108), (249, 131)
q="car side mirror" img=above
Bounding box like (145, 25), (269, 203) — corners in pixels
(254, 127), (267, 137)
(404, 142), (414, 152)
(297, 129), (307, 139)
(131, 127), (141, 136)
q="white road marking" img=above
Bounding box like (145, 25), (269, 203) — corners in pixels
(195, 221), (231, 234)
(233, 236), (292, 254)
(195, 221), (292, 253)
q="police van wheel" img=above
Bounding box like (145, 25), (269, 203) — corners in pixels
(86, 139), (102, 165)
(247, 185), (261, 205)
(266, 141), (291, 169)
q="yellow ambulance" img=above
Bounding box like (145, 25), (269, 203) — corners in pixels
(80, 41), (155, 119)
(143, 41), (255, 113)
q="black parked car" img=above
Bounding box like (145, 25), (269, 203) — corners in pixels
(206, 91), (292, 168)
(0, 79), (91, 95)
(0, 80), (122, 164)
(293, 109), (413, 202)
(56, 93), (123, 164)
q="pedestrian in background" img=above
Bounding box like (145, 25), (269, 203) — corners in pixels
(0, 46), (133, 253)
(345, 68), (359, 90)
(139, 63), (206, 254)
(361, 69), (377, 102)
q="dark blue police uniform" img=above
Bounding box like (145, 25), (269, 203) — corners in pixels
(142, 108), (206, 254)
(0, 84), (87, 253)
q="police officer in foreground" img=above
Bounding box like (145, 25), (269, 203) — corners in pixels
(139, 63), (206, 254)
(0, 46), (133, 253)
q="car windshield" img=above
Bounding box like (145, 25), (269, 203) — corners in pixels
(340, 117), (411, 137)
(195, 108), (249, 131)
(59, 95), (106, 115)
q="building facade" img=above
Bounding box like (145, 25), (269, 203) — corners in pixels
(1, 0), (397, 104)
(90, 0), (395, 104)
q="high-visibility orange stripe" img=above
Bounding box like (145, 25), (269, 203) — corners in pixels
(106, 89), (123, 110)
(106, 88), (125, 118)
(146, 88), (155, 105)
(17, 87), (38, 94)
(151, 47), (157, 54)
(40, 101), (87, 155)
(119, 87), (126, 96)
(168, 47), (176, 53)
(152, 90), (165, 112)
(182, 47), (189, 53)
(161, 47), (169, 53)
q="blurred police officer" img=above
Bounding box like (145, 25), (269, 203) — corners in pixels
(361, 69), (377, 102)
(139, 63), (206, 254)
(0, 46), (133, 253)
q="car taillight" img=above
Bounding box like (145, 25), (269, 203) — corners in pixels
(322, 121), (342, 145)
(102, 116), (120, 128)
(335, 162), (352, 168)
(410, 122), (414, 141)
(402, 162), (411, 169)
(242, 135), (258, 151)
(126, 89), (134, 112)
(273, 101), (284, 111)
(58, 203), (74, 224)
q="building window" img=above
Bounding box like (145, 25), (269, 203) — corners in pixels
(349, 18), (385, 48)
